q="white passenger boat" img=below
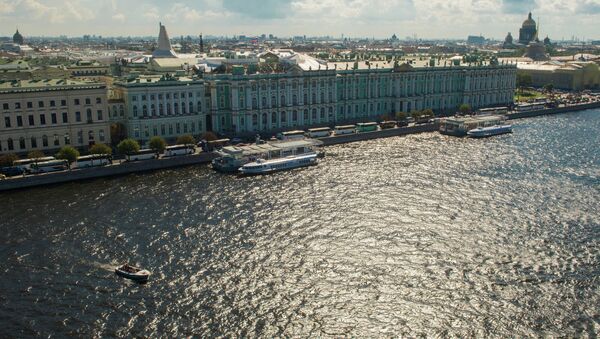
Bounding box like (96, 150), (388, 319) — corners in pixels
(467, 124), (513, 138)
(239, 153), (318, 175)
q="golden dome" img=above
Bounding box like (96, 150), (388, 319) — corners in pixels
(522, 12), (536, 28)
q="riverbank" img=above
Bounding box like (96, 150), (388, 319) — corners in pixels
(1, 102), (599, 192)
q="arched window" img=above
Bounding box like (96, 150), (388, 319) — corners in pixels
(159, 104), (164, 115)
(182, 104), (187, 114)
(261, 97), (267, 108)
(303, 109), (309, 121)
(303, 93), (307, 104)
(30, 137), (37, 148)
(42, 135), (48, 147)
(320, 92), (325, 102)
(271, 112), (277, 124)
(312, 109), (317, 120)
(189, 102), (194, 114)
(197, 101), (202, 112)
(271, 96), (276, 108)
(64, 133), (70, 145)
(312, 92), (316, 104)
(262, 113), (267, 125)
(7, 138), (13, 150)
(252, 114), (258, 127)
(19, 137), (25, 150)
(281, 95), (286, 106)
(142, 105), (148, 116)
(320, 108), (325, 119)
(133, 105), (138, 117)
(280, 111), (287, 123)
(292, 110), (298, 122)
(293, 95), (297, 105)
(167, 104), (172, 115)
(252, 98), (257, 109)
(151, 104), (156, 115)
(174, 103), (179, 115)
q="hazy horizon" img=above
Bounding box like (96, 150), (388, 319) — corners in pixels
(1, 0), (599, 41)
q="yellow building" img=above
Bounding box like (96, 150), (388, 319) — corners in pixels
(0, 79), (110, 155)
(517, 61), (600, 90)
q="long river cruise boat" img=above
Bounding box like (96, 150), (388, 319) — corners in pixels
(212, 139), (323, 173)
(467, 124), (513, 138)
(239, 153), (318, 175)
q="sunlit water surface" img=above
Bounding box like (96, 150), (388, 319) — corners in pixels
(1, 110), (599, 337)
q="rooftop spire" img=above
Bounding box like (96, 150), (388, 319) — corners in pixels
(153, 22), (177, 58)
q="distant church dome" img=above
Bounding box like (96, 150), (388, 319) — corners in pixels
(13, 29), (24, 45)
(522, 12), (536, 28)
(518, 12), (537, 45)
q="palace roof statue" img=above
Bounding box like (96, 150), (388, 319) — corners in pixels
(152, 23), (178, 59)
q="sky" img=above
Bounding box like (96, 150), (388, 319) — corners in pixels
(1, 0), (599, 40)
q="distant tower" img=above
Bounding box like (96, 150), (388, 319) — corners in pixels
(13, 28), (24, 45)
(199, 33), (204, 53)
(152, 22), (177, 58)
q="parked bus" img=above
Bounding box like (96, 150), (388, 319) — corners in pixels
(333, 125), (356, 135)
(515, 103), (545, 112)
(379, 121), (397, 129)
(164, 144), (195, 157)
(307, 127), (332, 138)
(277, 130), (305, 141)
(30, 159), (69, 174)
(477, 107), (509, 115)
(13, 157), (55, 172)
(356, 122), (378, 133)
(126, 149), (157, 162)
(76, 154), (112, 168)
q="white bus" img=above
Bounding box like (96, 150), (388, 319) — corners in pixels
(277, 130), (305, 141)
(334, 125), (356, 135)
(13, 157), (56, 172)
(29, 159), (69, 174)
(126, 149), (157, 162)
(307, 127), (332, 138)
(76, 154), (112, 168)
(478, 107), (509, 115)
(164, 144), (195, 157)
(515, 103), (545, 112)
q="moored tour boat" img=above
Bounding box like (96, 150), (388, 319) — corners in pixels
(239, 153), (318, 175)
(467, 124), (513, 138)
(115, 264), (150, 282)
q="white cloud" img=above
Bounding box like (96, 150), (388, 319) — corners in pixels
(112, 13), (125, 22)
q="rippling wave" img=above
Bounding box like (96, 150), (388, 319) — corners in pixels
(1, 110), (599, 337)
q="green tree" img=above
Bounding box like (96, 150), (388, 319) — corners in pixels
(201, 131), (218, 142)
(89, 143), (112, 155)
(56, 146), (80, 164)
(543, 83), (554, 93)
(176, 134), (196, 145)
(117, 138), (140, 155)
(27, 150), (46, 160)
(459, 104), (472, 115)
(149, 136), (167, 153)
(517, 72), (533, 94)
(0, 153), (19, 167)
(395, 112), (408, 121)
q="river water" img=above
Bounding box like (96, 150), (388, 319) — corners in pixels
(1, 110), (599, 337)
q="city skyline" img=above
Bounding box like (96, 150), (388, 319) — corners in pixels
(0, 0), (599, 40)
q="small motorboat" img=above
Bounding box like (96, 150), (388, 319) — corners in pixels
(115, 264), (150, 282)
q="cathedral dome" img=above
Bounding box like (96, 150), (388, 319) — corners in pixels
(13, 29), (24, 45)
(522, 12), (536, 28)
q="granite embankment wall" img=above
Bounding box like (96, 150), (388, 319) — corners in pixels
(319, 123), (437, 146)
(507, 102), (600, 120)
(0, 152), (217, 192)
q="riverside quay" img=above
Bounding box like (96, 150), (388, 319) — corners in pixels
(107, 55), (516, 142)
